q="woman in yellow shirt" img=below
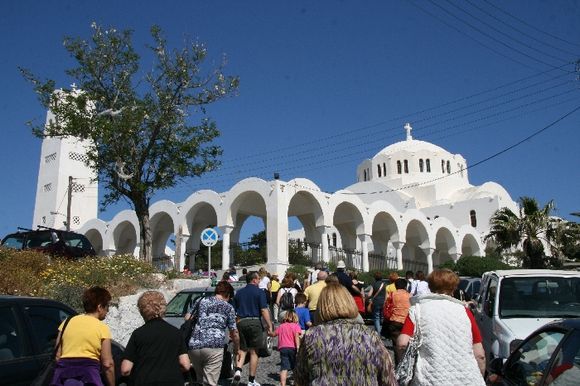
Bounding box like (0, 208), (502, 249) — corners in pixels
(51, 286), (115, 386)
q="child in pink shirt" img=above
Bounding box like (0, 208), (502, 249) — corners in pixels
(271, 310), (301, 386)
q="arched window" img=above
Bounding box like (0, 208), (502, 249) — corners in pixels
(383, 163), (386, 176)
(404, 160), (409, 173)
(363, 169), (367, 181)
(426, 159), (431, 172)
(441, 160), (445, 173)
(377, 164), (382, 177)
(419, 159), (424, 172)
(397, 160), (402, 174)
(332, 233), (337, 247)
(470, 210), (477, 227)
(446, 160), (451, 174)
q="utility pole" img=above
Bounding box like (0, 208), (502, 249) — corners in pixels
(66, 176), (73, 231)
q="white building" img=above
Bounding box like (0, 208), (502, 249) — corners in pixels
(41, 123), (515, 274)
(32, 107), (98, 231)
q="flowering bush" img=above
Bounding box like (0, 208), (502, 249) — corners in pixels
(0, 248), (161, 311)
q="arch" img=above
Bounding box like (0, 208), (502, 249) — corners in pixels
(183, 202), (219, 255)
(402, 218), (430, 271)
(461, 233), (482, 256)
(113, 220), (138, 255)
(149, 211), (175, 260)
(433, 227), (457, 266)
(370, 211), (399, 255)
(79, 218), (108, 255)
(85, 228), (104, 256)
(331, 201), (365, 250)
(287, 190), (325, 244)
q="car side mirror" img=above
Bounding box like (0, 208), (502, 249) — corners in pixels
(484, 299), (493, 317)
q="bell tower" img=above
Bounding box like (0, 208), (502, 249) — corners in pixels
(32, 107), (98, 231)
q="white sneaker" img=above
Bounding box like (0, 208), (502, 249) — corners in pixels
(247, 381), (261, 386)
(232, 369), (241, 385)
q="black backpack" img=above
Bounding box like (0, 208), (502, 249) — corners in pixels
(280, 289), (294, 311)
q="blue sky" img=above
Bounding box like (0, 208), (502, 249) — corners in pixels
(1, 0), (579, 240)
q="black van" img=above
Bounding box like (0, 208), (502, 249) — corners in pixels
(1, 227), (96, 259)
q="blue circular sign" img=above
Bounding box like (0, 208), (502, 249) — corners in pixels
(200, 228), (219, 247)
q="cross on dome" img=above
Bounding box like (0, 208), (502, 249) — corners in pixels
(404, 123), (413, 141)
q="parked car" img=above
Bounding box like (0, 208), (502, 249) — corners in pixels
(474, 269), (580, 363)
(0, 295), (125, 385)
(164, 283), (273, 380)
(488, 318), (580, 386)
(459, 276), (482, 301)
(1, 227), (96, 259)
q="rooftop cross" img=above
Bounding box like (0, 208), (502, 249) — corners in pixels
(404, 122), (413, 141)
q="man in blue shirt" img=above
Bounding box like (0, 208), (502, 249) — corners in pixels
(232, 271), (274, 386)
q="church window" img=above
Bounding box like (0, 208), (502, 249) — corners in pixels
(426, 159), (431, 172)
(383, 163), (386, 176)
(363, 170), (367, 181)
(45, 152), (57, 163)
(377, 164), (382, 177)
(43, 183), (52, 192)
(397, 161), (402, 174)
(419, 159), (424, 172)
(441, 160), (445, 173)
(332, 233), (337, 247)
(68, 151), (89, 163)
(446, 160), (451, 174)
(404, 160), (409, 174)
(470, 210), (477, 227)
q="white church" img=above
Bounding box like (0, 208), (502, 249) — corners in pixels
(33, 114), (518, 275)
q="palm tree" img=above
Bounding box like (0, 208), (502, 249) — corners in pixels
(486, 197), (557, 268)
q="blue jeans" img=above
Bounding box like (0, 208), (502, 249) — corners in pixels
(373, 301), (384, 333)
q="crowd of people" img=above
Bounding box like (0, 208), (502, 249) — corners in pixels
(46, 262), (486, 386)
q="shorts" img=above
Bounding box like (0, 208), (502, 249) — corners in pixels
(238, 318), (264, 351)
(279, 348), (297, 370)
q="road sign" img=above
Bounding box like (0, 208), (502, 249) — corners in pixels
(201, 228), (218, 247)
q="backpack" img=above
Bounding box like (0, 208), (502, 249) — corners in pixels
(280, 289), (294, 311)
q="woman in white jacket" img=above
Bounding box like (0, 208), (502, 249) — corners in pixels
(396, 269), (486, 385)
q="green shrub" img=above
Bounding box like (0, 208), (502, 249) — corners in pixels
(286, 264), (308, 283)
(451, 255), (513, 277)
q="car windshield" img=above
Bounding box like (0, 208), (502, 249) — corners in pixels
(2, 234), (25, 248)
(459, 279), (469, 291)
(499, 277), (580, 318)
(165, 291), (213, 317)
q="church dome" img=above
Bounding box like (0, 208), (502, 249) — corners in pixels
(375, 138), (450, 159)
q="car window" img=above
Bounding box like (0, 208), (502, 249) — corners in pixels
(26, 231), (54, 248)
(504, 330), (565, 385)
(166, 292), (213, 317)
(550, 332), (580, 385)
(499, 277), (580, 318)
(60, 232), (90, 250)
(24, 305), (73, 354)
(0, 306), (24, 361)
(1, 235), (25, 249)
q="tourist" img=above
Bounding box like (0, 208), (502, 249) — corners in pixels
(270, 274), (281, 323)
(396, 269), (485, 385)
(294, 283), (397, 385)
(51, 286), (115, 386)
(233, 271), (274, 386)
(258, 268), (272, 304)
(270, 310), (301, 386)
(121, 291), (190, 385)
(303, 270), (328, 324)
(276, 277), (298, 321)
(405, 270), (414, 292)
(367, 271), (387, 333)
(334, 260), (363, 299)
(187, 281), (239, 386)
(294, 293), (312, 332)
(229, 266), (239, 281)
(410, 270), (430, 296)
(385, 272), (399, 301)
(382, 278), (411, 365)
(349, 271), (366, 315)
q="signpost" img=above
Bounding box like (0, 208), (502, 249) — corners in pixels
(200, 228), (218, 278)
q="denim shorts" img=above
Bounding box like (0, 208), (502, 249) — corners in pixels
(279, 347), (297, 370)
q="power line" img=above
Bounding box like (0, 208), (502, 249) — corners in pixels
(426, 0), (567, 69)
(482, 0), (580, 48)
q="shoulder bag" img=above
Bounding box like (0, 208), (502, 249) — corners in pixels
(366, 282), (384, 314)
(31, 315), (74, 386)
(395, 304), (422, 386)
(180, 296), (203, 346)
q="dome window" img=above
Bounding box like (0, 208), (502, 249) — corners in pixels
(441, 160), (445, 173)
(363, 169), (367, 181)
(332, 233), (337, 247)
(426, 159), (431, 172)
(419, 159), (424, 172)
(383, 163), (386, 176)
(470, 210), (477, 227)
(446, 160), (451, 174)
(377, 164), (382, 177)
(397, 160), (402, 174)
(404, 160), (409, 174)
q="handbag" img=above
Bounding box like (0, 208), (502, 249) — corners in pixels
(383, 296), (394, 320)
(395, 304), (422, 386)
(180, 297), (203, 345)
(31, 315), (75, 386)
(367, 282), (385, 313)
